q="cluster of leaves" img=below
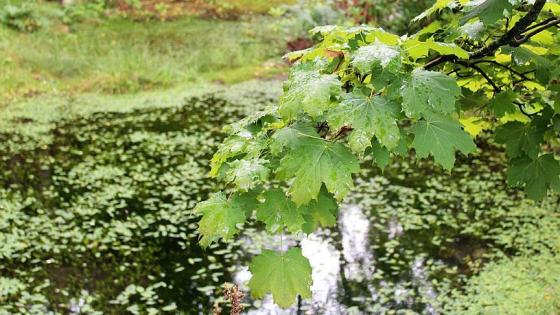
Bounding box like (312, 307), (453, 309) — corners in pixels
(0, 3), (42, 32)
(268, 0), (344, 45)
(198, 0), (560, 308)
(0, 88), (278, 314)
(336, 0), (433, 33)
(60, 0), (108, 25)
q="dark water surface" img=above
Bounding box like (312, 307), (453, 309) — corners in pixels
(0, 90), (553, 314)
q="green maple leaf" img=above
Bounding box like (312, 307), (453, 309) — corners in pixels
(461, 0), (512, 25)
(401, 69), (461, 119)
(210, 135), (266, 177)
(270, 123), (318, 155)
(248, 248), (312, 308)
(256, 189), (305, 233)
(508, 154), (560, 200)
(301, 187), (339, 233)
(351, 40), (400, 73)
(495, 121), (544, 159)
(411, 115), (477, 170)
(279, 69), (341, 119)
(225, 158), (269, 191)
(328, 92), (400, 155)
(231, 190), (260, 217)
(370, 140), (391, 169)
(489, 90), (517, 117)
(195, 192), (246, 247)
(277, 135), (360, 205)
(412, 0), (455, 22)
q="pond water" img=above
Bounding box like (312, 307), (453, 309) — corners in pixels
(0, 88), (553, 314)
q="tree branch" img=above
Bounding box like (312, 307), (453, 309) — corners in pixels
(513, 17), (560, 45)
(471, 60), (533, 81)
(470, 0), (547, 59)
(513, 101), (537, 117)
(457, 61), (501, 92)
(425, 0), (548, 69)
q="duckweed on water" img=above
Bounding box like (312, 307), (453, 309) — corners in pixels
(0, 82), (559, 314)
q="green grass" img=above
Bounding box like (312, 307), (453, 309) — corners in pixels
(0, 4), (288, 103)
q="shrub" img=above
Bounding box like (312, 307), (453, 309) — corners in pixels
(0, 3), (42, 32)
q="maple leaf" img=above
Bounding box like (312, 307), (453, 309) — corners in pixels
(256, 189), (305, 233)
(301, 187), (339, 233)
(507, 154), (560, 200)
(411, 115), (477, 170)
(351, 40), (400, 73)
(210, 135), (266, 177)
(279, 69), (341, 119)
(489, 90), (517, 117)
(270, 123), (318, 155)
(495, 121), (544, 159)
(225, 158), (269, 191)
(248, 248), (312, 308)
(412, 0), (457, 22)
(194, 192), (246, 247)
(461, 0), (512, 25)
(328, 91), (400, 155)
(403, 39), (469, 60)
(277, 135), (360, 205)
(401, 69), (461, 119)
(370, 140), (391, 169)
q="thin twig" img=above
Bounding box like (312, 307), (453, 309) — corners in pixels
(456, 61), (501, 92)
(513, 17), (560, 45)
(513, 101), (537, 117)
(472, 60), (533, 81)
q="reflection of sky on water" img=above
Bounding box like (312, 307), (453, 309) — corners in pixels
(236, 202), (438, 314)
(237, 204), (374, 314)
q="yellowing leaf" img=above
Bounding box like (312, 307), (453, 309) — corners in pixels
(460, 117), (491, 137)
(530, 30), (554, 46)
(521, 44), (548, 55)
(543, 3), (560, 15)
(412, 0), (455, 22)
(494, 52), (511, 63)
(500, 112), (530, 124)
(523, 82), (546, 91)
(403, 39), (469, 60)
(364, 28), (401, 46)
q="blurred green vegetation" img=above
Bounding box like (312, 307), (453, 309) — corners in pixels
(0, 0), (290, 103)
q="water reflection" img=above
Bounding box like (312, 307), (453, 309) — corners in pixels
(339, 205), (375, 282)
(237, 204), (375, 314)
